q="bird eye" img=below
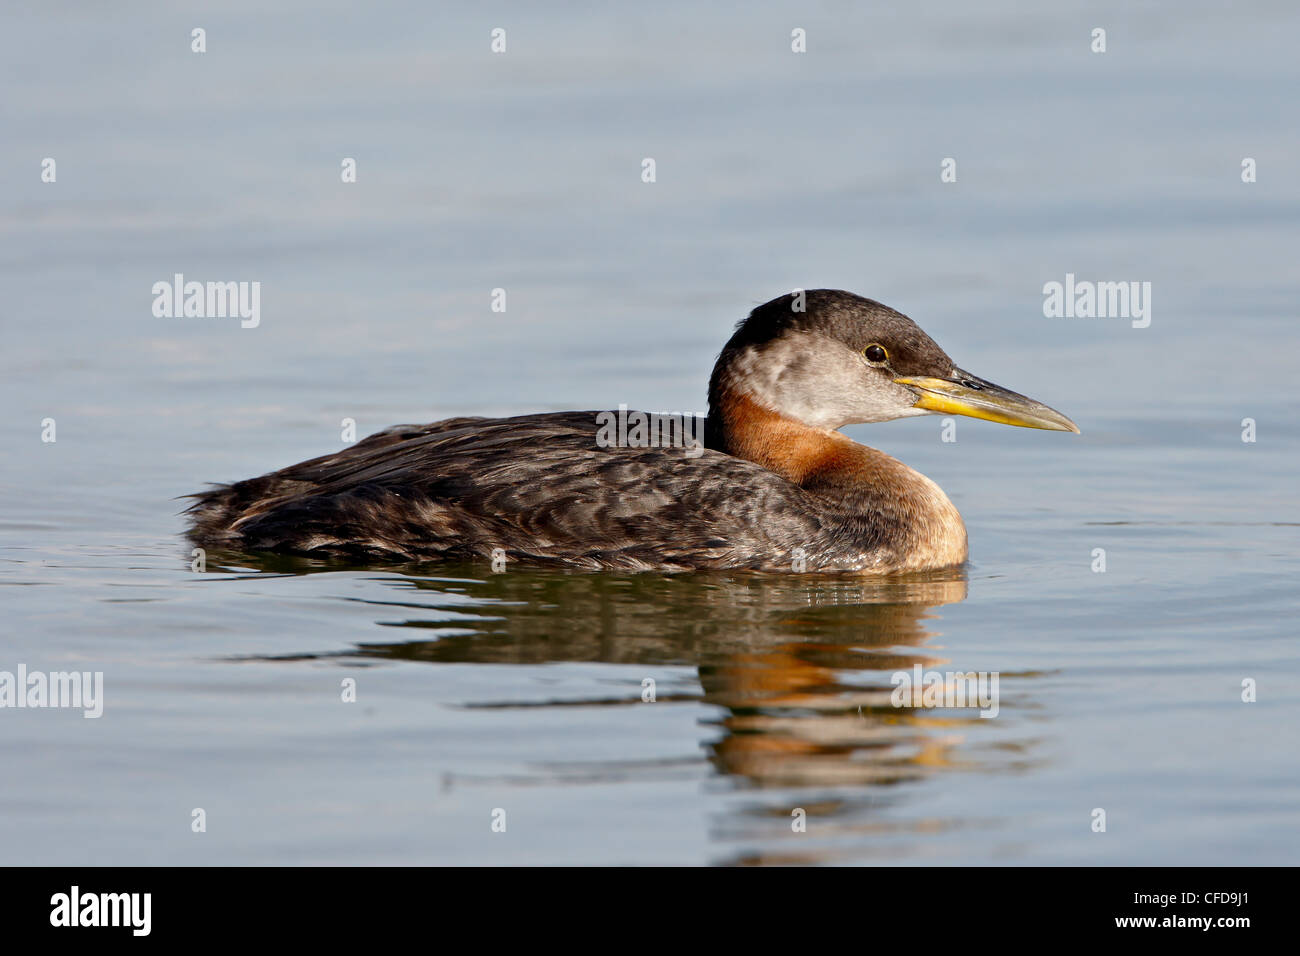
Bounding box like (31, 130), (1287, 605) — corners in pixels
(864, 344), (888, 364)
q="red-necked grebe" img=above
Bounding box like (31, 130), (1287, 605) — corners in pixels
(187, 290), (1078, 572)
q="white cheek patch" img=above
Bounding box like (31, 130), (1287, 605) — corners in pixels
(731, 336), (923, 428)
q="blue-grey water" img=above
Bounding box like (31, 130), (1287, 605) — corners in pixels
(2, 1), (1298, 864)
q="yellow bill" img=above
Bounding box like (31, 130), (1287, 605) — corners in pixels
(894, 371), (1080, 433)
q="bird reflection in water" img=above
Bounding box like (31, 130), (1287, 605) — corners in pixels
(224, 556), (1040, 864)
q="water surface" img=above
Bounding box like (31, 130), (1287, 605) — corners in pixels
(2, 0), (1298, 864)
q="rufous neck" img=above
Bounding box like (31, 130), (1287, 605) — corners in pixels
(706, 389), (847, 485)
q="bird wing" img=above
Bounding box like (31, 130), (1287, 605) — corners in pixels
(188, 411), (853, 570)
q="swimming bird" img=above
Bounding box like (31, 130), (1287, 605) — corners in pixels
(186, 290), (1078, 572)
